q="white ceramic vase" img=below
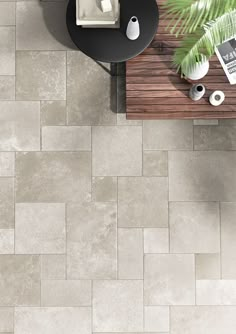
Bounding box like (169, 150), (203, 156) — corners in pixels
(126, 16), (140, 41)
(184, 58), (210, 80)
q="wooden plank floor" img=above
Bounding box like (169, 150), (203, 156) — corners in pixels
(126, 0), (236, 120)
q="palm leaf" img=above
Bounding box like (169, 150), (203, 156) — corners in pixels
(173, 9), (236, 75)
(163, 0), (236, 36)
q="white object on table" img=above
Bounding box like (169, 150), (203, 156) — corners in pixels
(101, 0), (112, 13)
(209, 90), (225, 106)
(126, 16), (140, 40)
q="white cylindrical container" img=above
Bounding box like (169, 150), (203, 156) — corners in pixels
(209, 90), (225, 106)
(184, 57), (210, 81)
(189, 84), (205, 101)
(126, 16), (140, 41)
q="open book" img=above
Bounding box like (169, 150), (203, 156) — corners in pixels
(215, 37), (236, 85)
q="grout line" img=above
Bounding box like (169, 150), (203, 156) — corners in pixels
(219, 201), (222, 279)
(65, 203), (68, 280)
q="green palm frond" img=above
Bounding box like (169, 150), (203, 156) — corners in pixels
(173, 9), (236, 75)
(163, 0), (236, 36)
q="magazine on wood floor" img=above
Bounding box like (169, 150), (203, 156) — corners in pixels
(215, 37), (236, 85)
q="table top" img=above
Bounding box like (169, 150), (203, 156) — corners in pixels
(66, 0), (159, 63)
(126, 0), (236, 120)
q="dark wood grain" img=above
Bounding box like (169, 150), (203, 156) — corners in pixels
(126, 1), (236, 120)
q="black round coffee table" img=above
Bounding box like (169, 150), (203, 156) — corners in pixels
(66, 0), (159, 63)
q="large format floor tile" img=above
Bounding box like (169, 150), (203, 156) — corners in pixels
(169, 151), (236, 201)
(92, 126), (142, 176)
(93, 280), (143, 332)
(16, 152), (91, 202)
(67, 202), (117, 279)
(16, 51), (66, 100)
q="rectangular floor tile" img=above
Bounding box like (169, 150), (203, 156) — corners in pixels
(0, 101), (40, 151)
(41, 280), (91, 306)
(194, 125), (236, 150)
(0, 255), (40, 306)
(221, 203), (236, 278)
(0, 307), (13, 332)
(169, 151), (236, 201)
(16, 152), (91, 202)
(93, 280), (143, 332)
(0, 152), (14, 177)
(118, 228), (143, 279)
(16, 51), (66, 100)
(42, 126), (91, 151)
(0, 76), (15, 100)
(171, 306), (236, 334)
(67, 202), (117, 279)
(143, 120), (193, 150)
(16, 2), (74, 50)
(41, 255), (66, 280)
(92, 126), (142, 176)
(196, 280), (236, 305)
(0, 27), (15, 75)
(67, 52), (116, 125)
(0, 178), (14, 229)
(144, 254), (195, 305)
(169, 202), (220, 253)
(118, 177), (168, 227)
(15, 307), (91, 334)
(0, 229), (14, 254)
(0, 2), (15, 25)
(15, 203), (66, 254)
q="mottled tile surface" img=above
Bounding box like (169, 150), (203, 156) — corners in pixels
(0, 27), (15, 75)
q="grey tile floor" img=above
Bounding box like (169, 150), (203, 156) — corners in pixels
(0, 1), (236, 333)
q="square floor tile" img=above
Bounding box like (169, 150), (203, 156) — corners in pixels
(144, 254), (195, 305)
(93, 280), (143, 332)
(143, 151), (168, 176)
(41, 254), (66, 280)
(144, 228), (169, 253)
(0, 27), (15, 75)
(92, 177), (117, 202)
(195, 254), (221, 279)
(16, 51), (66, 100)
(92, 126), (142, 176)
(16, 152), (91, 202)
(118, 177), (168, 227)
(41, 101), (66, 126)
(67, 202), (117, 279)
(169, 202), (220, 253)
(144, 306), (169, 332)
(15, 203), (66, 254)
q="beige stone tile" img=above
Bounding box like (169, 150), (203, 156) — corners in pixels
(92, 126), (142, 176)
(0, 2), (15, 25)
(16, 51), (66, 100)
(92, 177), (117, 202)
(0, 27), (15, 75)
(15, 203), (65, 254)
(15, 152), (91, 202)
(144, 306), (169, 332)
(196, 280), (236, 305)
(67, 202), (117, 279)
(41, 280), (91, 306)
(0, 178), (14, 229)
(15, 307), (91, 334)
(169, 151), (236, 201)
(16, 2), (74, 50)
(116, 114), (142, 126)
(0, 307), (13, 332)
(118, 177), (168, 228)
(0, 229), (14, 254)
(195, 254), (221, 280)
(194, 126), (236, 150)
(0, 153), (14, 177)
(171, 306), (236, 334)
(144, 228), (169, 253)
(41, 254), (66, 279)
(193, 119), (218, 125)
(143, 151), (168, 176)
(118, 228), (143, 279)
(169, 202), (220, 253)
(93, 280), (143, 332)
(0, 76), (15, 100)
(67, 52), (116, 125)
(0, 101), (40, 151)
(41, 101), (66, 126)
(0, 255), (40, 306)
(221, 203), (236, 278)
(42, 126), (91, 151)
(144, 254), (195, 305)
(143, 120), (193, 150)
